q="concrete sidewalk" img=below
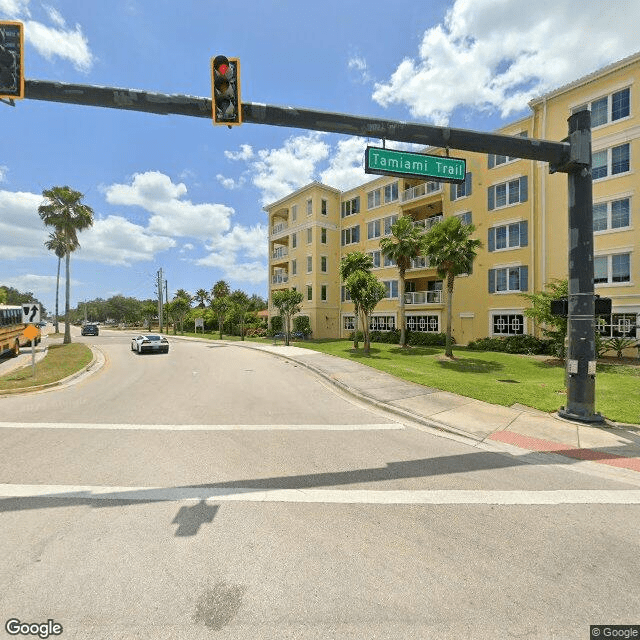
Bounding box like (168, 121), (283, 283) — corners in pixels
(232, 341), (640, 475)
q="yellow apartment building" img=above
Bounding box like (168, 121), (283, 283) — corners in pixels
(265, 53), (639, 345)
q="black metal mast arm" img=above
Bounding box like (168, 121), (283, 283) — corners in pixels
(24, 79), (571, 168)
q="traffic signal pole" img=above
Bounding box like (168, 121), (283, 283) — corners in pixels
(19, 78), (601, 422)
(558, 110), (601, 422)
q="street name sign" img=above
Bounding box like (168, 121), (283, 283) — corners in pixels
(364, 146), (466, 183)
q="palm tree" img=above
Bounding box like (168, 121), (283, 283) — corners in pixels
(44, 230), (71, 334)
(344, 270), (385, 355)
(211, 280), (230, 300)
(421, 216), (482, 358)
(38, 186), (94, 344)
(339, 252), (374, 349)
(379, 215), (424, 347)
(194, 288), (210, 308)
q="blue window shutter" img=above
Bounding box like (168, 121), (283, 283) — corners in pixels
(520, 176), (528, 203)
(488, 186), (495, 211)
(465, 172), (472, 196)
(488, 154), (495, 169)
(520, 266), (528, 291)
(450, 183), (456, 201)
(488, 269), (496, 293)
(520, 221), (528, 247)
(488, 228), (495, 252)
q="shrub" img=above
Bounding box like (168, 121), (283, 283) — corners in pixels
(270, 315), (283, 333)
(467, 335), (552, 355)
(293, 315), (313, 338)
(603, 336), (638, 359)
(245, 327), (267, 338)
(407, 331), (449, 347)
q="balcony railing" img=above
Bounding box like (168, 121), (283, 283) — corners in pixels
(272, 247), (288, 260)
(404, 290), (442, 304)
(272, 221), (288, 235)
(414, 215), (443, 232)
(409, 255), (431, 270)
(272, 273), (289, 285)
(402, 181), (443, 203)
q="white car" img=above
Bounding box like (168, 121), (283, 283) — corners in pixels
(131, 334), (169, 354)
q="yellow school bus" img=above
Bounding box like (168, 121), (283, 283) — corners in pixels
(0, 305), (40, 358)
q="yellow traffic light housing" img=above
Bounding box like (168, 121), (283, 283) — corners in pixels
(211, 55), (242, 126)
(0, 21), (24, 100)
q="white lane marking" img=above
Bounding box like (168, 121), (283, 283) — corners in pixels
(1, 485), (640, 504)
(0, 422), (403, 431)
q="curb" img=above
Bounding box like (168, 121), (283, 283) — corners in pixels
(0, 345), (104, 395)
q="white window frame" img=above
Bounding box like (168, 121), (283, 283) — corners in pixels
(594, 252), (632, 286)
(592, 143), (630, 181)
(593, 196), (631, 233)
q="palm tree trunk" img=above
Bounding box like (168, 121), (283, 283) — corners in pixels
(64, 251), (71, 344)
(399, 271), (406, 347)
(55, 257), (61, 333)
(353, 302), (359, 349)
(445, 271), (454, 357)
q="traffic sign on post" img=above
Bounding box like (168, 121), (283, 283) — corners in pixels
(365, 146), (466, 183)
(22, 303), (41, 324)
(0, 21), (24, 100)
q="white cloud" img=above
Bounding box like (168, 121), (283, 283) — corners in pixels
(372, 0), (640, 125)
(320, 137), (376, 191)
(0, 273), (59, 294)
(197, 224), (268, 284)
(105, 171), (233, 239)
(0, 165), (7, 182)
(24, 18), (93, 72)
(0, 189), (47, 259)
(1, 1), (94, 72)
(348, 55), (371, 83)
(0, 0), (30, 17)
(216, 174), (245, 190)
(77, 215), (175, 266)
(225, 144), (254, 161)
(252, 133), (330, 206)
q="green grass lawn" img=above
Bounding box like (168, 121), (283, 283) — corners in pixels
(294, 340), (640, 425)
(0, 343), (93, 391)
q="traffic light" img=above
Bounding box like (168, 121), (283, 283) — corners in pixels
(594, 296), (612, 316)
(211, 55), (242, 126)
(0, 21), (24, 100)
(550, 298), (568, 317)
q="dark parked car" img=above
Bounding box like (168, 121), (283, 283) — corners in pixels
(81, 324), (99, 336)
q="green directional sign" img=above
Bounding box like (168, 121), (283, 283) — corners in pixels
(364, 146), (466, 183)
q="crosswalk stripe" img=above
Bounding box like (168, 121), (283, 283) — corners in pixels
(0, 422), (403, 431)
(1, 484), (639, 504)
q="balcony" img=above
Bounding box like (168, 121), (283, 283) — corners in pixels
(402, 181), (443, 204)
(272, 272), (289, 285)
(404, 290), (442, 305)
(272, 221), (288, 236)
(414, 215), (443, 232)
(272, 246), (289, 261)
(408, 256), (431, 270)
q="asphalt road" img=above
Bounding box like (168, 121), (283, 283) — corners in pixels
(1, 328), (639, 639)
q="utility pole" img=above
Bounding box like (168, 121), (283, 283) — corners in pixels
(164, 279), (169, 334)
(157, 268), (163, 333)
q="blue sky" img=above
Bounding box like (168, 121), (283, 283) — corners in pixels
(2, 0), (639, 313)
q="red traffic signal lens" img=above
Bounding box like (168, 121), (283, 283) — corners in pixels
(213, 55), (229, 76)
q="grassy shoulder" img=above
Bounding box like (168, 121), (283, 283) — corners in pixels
(293, 339), (640, 425)
(0, 343), (93, 391)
